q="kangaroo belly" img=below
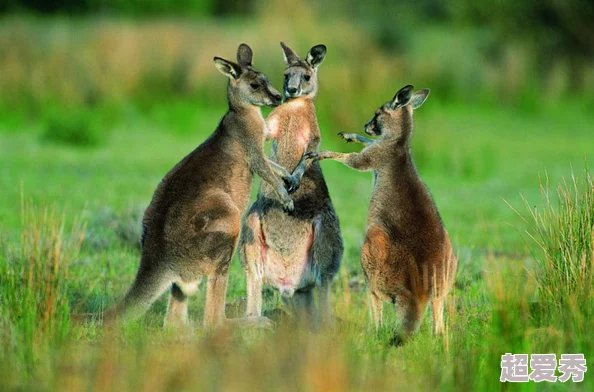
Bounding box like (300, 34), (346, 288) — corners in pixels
(259, 218), (318, 296)
(262, 247), (316, 296)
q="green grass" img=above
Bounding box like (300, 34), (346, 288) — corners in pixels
(1, 100), (593, 390)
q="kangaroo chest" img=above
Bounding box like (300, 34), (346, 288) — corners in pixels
(271, 123), (312, 169)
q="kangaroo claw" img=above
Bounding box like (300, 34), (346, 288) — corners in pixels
(338, 132), (353, 143)
(282, 198), (295, 213)
(304, 151), (320, 161)
(283, 175), (300, 194)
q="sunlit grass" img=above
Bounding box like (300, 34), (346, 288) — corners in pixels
(0, 199), (85, 383)
(520, 168), (594, 310)
(508, 166), (594, 358)
(1, 148), (593, 390)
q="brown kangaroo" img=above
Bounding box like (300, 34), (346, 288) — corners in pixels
(73, 44), (296, 329)
(309, 85), (457, 344)
(238, 42), (343, 329)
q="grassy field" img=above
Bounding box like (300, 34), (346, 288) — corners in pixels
(1, 8), (593, 390)
(1, 95), (593, 390)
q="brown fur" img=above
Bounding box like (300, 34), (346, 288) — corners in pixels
(238, 43), (343, 329)
(72, 44), (296, 329)
(310, 85), (457, 343)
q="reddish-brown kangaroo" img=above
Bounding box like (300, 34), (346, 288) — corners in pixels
(238, 42), (343, 329)
(309, 85), (457, 344)
(73, 44), (297, 329)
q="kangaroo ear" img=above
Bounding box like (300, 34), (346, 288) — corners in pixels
(390, 85), (414, 109)
(214, 57), (241, 80)
(280, 42), (300, 65)
(237, 43), (253, 67)
(305, 44), (327, 68)
(410, 89), (430, 109)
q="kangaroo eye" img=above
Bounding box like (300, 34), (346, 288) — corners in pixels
(303, 75), (311, 82)
(250, 83), (260, 90)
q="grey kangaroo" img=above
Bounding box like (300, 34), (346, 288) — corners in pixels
(309, 85), (457, 344)
(238, 42), (343, 329)
(73, 44), (296, 329)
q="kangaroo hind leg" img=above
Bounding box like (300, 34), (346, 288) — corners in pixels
(283, 289), (316, 329)
(310, 215), (343, 330)
(239, 212), (265, 318)
(369, 291), (384, 330)
(164, 278), (203, 328)
(362, 225), (390, 331)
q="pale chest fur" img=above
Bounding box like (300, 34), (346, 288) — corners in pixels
(266, 99), (315, 152)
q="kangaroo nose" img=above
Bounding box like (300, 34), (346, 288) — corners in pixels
(287, 87), (297, 94)
(274, 93), (282, 101)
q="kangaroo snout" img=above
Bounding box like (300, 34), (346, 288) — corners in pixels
(271, 93), (283, 106)
(364, 120), (381, 136)
(365, 126), (378, 136)
(267, 88), (283, 106)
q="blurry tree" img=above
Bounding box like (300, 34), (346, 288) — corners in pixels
(328, 0), (450, 51)
(0, 0), (215, 15)
(449, 0), (594, 88)
(213, 0), (255, 16)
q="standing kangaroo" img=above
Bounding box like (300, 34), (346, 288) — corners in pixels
(73, 44), (296, 329)
(238, 42), (343, 328)
(310, 85), (457, 344)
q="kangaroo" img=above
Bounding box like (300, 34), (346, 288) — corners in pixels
(309, 85), (457, 344)
(73, 44), (297, 329)
(238, 42), (343, 329)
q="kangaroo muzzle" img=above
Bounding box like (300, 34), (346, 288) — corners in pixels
(267, 87), (283, 106)
(284, 74), (301, 98)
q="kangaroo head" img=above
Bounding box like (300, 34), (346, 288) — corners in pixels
(364, 85), (430, 143)
(280, 42), (327, 99)
(214, 43), (283, 109)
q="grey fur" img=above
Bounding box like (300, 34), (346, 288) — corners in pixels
(72, 44), (295, 330)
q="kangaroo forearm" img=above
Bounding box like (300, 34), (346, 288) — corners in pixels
(291, 133), (320, 180)
(250, 152), (294, 211)
(291, 161), (307, 181)
(344, 152), (377, 171)
(338, 132), (375, 146)
(247, 144), (283, 186)
(348, 133), (374, 145)
(254, 162), (285, 190)
(323, 151), (376, 172)
(266, 159), (292, 180)
(290, 151), (311, 181)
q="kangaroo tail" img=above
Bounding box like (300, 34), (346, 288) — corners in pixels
(71, 264), (172, 325)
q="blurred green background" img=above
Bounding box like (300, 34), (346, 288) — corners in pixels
(1, 1), (594, 390)
(1, 0), (593, 243)
(0, 0), (591, 279)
